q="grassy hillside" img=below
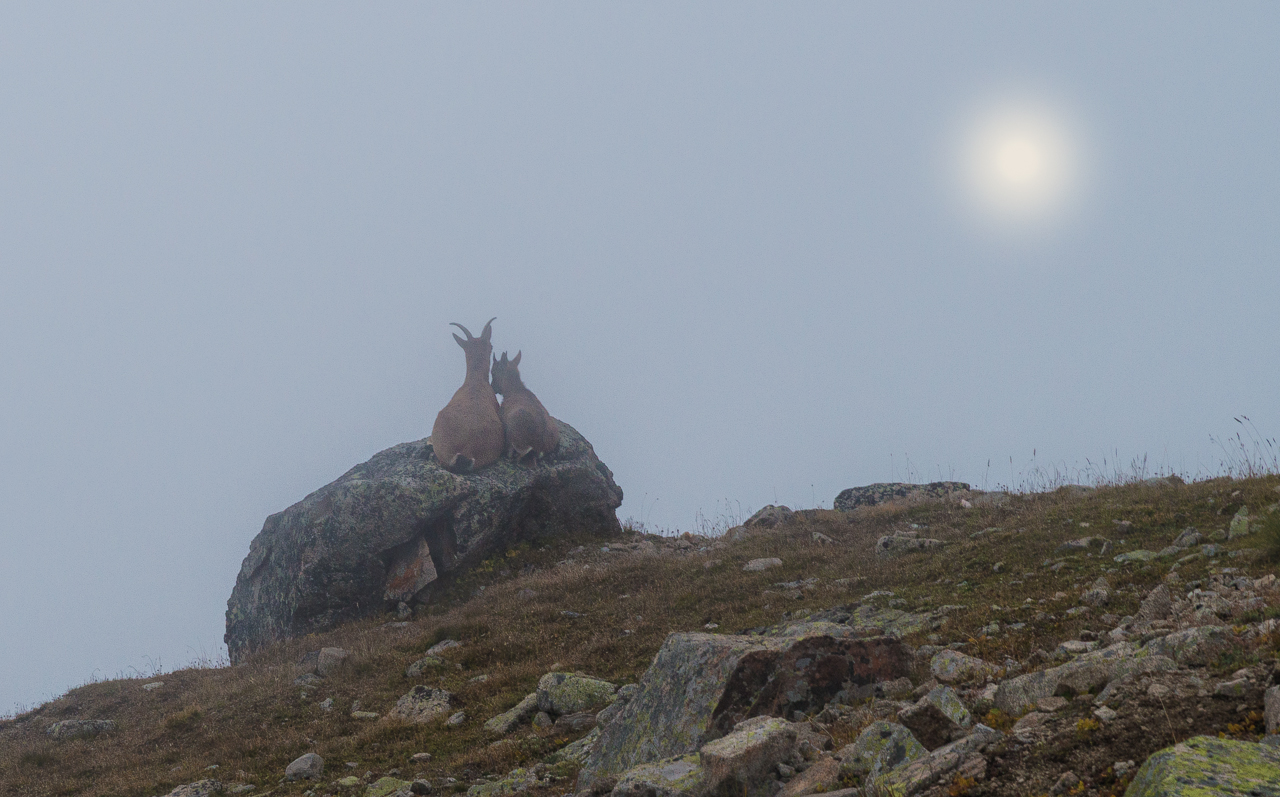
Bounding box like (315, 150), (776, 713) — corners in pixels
(2, 475), (1278, 797)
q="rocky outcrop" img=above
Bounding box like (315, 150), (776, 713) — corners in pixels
(839, 721), (926, 781)
(875, 533), (945, 559)
(225, 419), (622, 661)
(576, 625), (909, 791)
(46, 719), (116, 740)
(834, 482), (970, 511)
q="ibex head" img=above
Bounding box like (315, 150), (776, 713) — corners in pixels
(450, 317), (496, 359)
(490, 350), (523, 396)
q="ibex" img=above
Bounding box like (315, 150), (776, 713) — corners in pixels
(490, 350), (560, 463)
(431, 318), (504, 473)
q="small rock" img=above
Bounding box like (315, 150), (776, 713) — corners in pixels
(1113, 760), (1135, 778)
(46, 720), (117, 740)
(142, 681), (165, 692)
(285, 753), (324, 781)
(388, 686), (453, 724)
(743, 558), (783, 572)
(159, 780), (224, 797)
(1266, 686), (1280, 735)
(319, 698), (333, 712)
(406, 656), (447, 677)
(1094, 706), (1118, 722)
(1147, 683), (1172, 700)
(446, 711), (466, 727)
(1214, 679), (1250, 698)
(411, 752), (432, 763)
(426, 639), (462, 656)
(1051, 771), (1080, 795)
(532, 711), (553, 729)
(1038, 696), (1068, 712)
(897, 685), (971, 750)
(1228, 507), (1250, 539)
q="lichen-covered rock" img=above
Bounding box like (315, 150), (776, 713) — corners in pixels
(388, 686), (453, 724)
(897, 686), (971, 750)
(1143, 626), (1241, 666)
(485, 692), (540, 735)
(875, 535), (945, 559)
(838, 721), (926, 780)
(46, 719), (117, 740)
(848, 605), (948, 637)
(547, 728), (601, 766)
(225, 420), (623, 662)
(1125, 736), (1280, 797)
(835, 482), (971, 510)
(1229, 507), (1252, 540)
(1135, 584), (1173, 626)
(700, 717), (797, 795)
(610, 755), (705, 797)
(743, 558), (783, 572)
(466, 770), (538, 797)
(536, 672), (616, 715)
(576, 627), (908, 790)
(930, 650), (998, 685)
(368, 777), (414, 797)
(873, 725), (1003, 796)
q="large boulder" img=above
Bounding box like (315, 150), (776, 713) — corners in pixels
(1125, 736), (1280, 797)
(225, 419), (622, 661)
(838, 721), (927, 781)
(576, 625), (909, 791)
(834, 482), (970, 511)
(993, 642), (1175, 714)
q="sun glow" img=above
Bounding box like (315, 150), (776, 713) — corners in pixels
(956, 98), (1084, 234)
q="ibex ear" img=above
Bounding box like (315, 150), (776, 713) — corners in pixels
(453, 333), (466, 347)
(512, 351), (522, 367)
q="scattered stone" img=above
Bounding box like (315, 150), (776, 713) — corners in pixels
(293, 673), (323, 687)
(1012, 712), (1052, 743)
(778, 755), (840, 797)
(929, 650), (998, 685)
(388, 686), (453, 724)
(1267, 686), (1280, 735)
(873, 725), (1003, 795)
(1114, 550), (1159, 564)
(553, 712), (598, 735)
(406, 656), (447, 677)
(1051, 771), (1079, 795)
(897, 686), (971, 750)
(368, 776), (414, 797)
(1094, 706), (1118, 722)
(875, 535), (945, 559)
(46, 720), (117, 740)
(576, 627), (908, 790)
(701, 717), (797, 795)
(319, 698), (333, 712)
(1171, 528), (1203, 548)
(285, 753), (324, 781)
(1125, 736), (1280, 797)
(610, 755), (703, 797)
(426, 639), (462, 656)
(1038, 696), (1068, 712)
(537, 672), (617, 715)
(1228, 507), (1251, 539)
(835, 482), (971, 510)
(484, 693), (540, 735)
(446, 711), (466, 727)
(743, 558), (783, 572)
(838, 721), (927, 780)
(1144, 626), (1241, 667)
(744, 505), (794, 529)
(157, 781), (224, 797)
(1214, 679), (1250, 699)
(142, 681), (165, 692)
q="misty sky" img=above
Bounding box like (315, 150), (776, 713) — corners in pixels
(2, 4), (1278, 713)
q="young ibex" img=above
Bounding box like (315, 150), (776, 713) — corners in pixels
(490, 350), (560, 464)
(431, 318), (504, 473)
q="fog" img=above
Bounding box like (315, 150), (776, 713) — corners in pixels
(2, 3), (1278, 713)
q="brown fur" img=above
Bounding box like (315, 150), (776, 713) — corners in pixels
(490, 350), (560, 464)
(431, 318), (504, 473)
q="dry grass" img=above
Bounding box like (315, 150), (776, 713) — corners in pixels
(1, 475), (1278, 797)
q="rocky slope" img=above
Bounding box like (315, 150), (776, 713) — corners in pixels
(2, 476), (1279, 797)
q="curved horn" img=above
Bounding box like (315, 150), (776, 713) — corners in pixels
(480, 317), (497, 342)
(449, 322), (474, 340)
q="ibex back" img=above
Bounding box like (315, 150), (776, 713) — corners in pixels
(490, 350), (560, 464)
(431, 318), (504, 472)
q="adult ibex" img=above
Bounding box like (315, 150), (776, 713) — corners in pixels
(490, 350), (560, 464)
(431, 318), (504, 473)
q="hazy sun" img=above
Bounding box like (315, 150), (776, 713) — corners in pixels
(958, 99), (1082, 232)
